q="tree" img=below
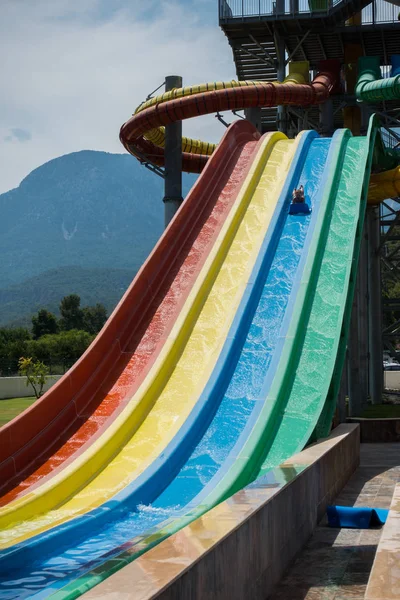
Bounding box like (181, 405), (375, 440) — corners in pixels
(0, 328), (31, 344)
(82, 304), (107, 334)
(32, 309), (58, 339)
(25, 329), (94, 373)
(18, 356), (49, 399)
(27, 334), (58, 369)
(53, 329), (94, 371)
(59, 294), (84, 331)
(0, 328), (31, 376)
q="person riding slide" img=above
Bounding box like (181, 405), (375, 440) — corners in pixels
(292, 185), (305, 204)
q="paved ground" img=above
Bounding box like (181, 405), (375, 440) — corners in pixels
(270, 444), (400, 600)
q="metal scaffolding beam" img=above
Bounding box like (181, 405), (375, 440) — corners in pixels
(348, 277), (362, 416)
(358, 226), (369, 405)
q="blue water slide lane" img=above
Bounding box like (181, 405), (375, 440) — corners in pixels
(0, 132), (332, 599)
(181, 133), (337, 510)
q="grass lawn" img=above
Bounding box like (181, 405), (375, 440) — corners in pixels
(0, 396), (36, 427)
(360, 403), (400, 419)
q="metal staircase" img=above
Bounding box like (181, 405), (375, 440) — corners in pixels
(231, 38), (279, 128)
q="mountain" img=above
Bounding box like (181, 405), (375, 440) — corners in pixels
(0, 266), (136, 328)
(0, 150), (196, 287)
(0, 150), (196, 325)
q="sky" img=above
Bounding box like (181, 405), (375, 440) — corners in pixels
(0, 0), (235, 194)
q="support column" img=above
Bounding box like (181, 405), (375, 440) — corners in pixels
(319, 98), (334, 137)
(367, 206), (383, 404)
(337, 351), (348, 424)
(275, 33), (287, 134)
(343, 43), (363, 136)
(163, 75), (183, 228)
(360, 103), (371, 136)
(348, 275), (362, 417)
(358, 224), (369, 407)
(244, 107), (262, 132)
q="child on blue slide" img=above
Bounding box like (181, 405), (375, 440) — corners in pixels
(289, 185), (310, 215)
(292, 185), (305, 204)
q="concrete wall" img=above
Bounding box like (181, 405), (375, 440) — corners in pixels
(85, 424), (360, 600)
(348, 417), (400, 442)
(0, 376), (62, 400)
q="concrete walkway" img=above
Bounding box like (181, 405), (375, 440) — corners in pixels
(270, 444), (400, 600)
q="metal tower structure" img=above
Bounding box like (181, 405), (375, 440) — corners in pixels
(219, 0), (400, 410)
(219, 0), (400, 136)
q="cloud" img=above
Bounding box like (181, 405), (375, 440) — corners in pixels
(4, 128), (32, 143)
(0, 0), (235, 194)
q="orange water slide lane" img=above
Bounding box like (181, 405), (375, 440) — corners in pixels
(0, 120), (261, 505)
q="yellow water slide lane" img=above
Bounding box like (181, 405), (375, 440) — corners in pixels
(0, 132), (301, 549)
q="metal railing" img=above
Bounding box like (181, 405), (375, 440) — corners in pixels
(219, 0), (335, 18)
(362, 0), (399, 25)
(382, 128), (400, 150)
(380, 122), (400, 149)
(219, 0), (400, 22)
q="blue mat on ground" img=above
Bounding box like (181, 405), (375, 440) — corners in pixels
(327, 505), (389, 529)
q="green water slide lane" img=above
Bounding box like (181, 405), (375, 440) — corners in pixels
(316, 117), (399, 436)
(257, 119), (388, 467)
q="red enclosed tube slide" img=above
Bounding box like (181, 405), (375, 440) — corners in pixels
(120, 60), (340, 173)
(0, 120), (261, 503)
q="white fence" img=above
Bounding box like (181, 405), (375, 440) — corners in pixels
(385, 371), (400, 391)
(0, 376), (62, 400)
(1, 372), (398, 401)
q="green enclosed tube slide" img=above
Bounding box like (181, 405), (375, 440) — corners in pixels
(355, 55), (400, 102)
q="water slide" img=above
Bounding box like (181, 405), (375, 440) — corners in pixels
(0, 60), (324, 505)
(0, 64), (335, 529)
(0, 61), (399, 599)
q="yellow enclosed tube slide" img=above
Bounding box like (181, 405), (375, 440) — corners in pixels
(0, 132), (300, 548)
(368, 166), (400, 204)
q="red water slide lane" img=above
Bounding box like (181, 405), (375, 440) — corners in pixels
(0, 120), (261, 504)
(120, 60), (340, 173)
